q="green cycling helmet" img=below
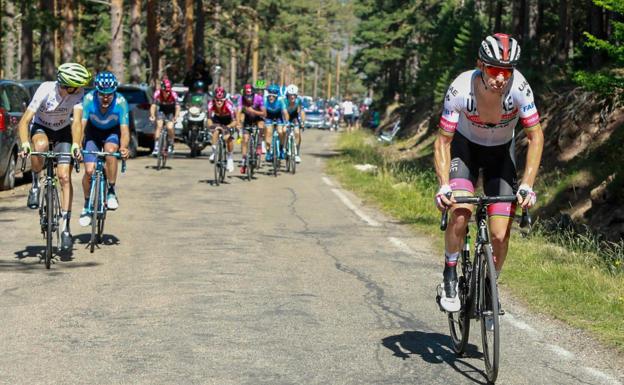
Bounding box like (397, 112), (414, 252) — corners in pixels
(254, 79), (266, 90)
(57, 63), (92, 87)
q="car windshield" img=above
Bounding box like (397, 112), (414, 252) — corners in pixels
(118, 89), (148, 104)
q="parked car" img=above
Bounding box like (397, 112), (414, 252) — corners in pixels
(0, 80), (32, 190)
(19, 79), (44, 99)
(304, 110), (329, 129)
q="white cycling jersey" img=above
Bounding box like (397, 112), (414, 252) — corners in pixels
(439, 69), (540, 146)
(27, 81), (84, 131)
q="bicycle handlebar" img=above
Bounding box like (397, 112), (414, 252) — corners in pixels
(81, 151), (127, 173)
(440, 193), (531, 231)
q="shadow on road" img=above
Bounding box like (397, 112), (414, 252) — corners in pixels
(74, 233), (121, 247)
(382, 330), (489, 384)
(4, 245), (100, 272)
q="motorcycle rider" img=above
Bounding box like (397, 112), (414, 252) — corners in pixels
(183, 55), (213, 92)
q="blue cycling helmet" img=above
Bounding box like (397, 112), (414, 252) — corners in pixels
(95, 71), (118, 94)
(267, 84), (280, 96)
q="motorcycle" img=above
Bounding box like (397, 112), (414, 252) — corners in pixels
(182, 94), (210, 157)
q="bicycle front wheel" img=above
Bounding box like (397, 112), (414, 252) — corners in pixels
(289, 136), (296, 175)
(480, 244), (500, 383)
(448, 268), (471, 355)
(44, 185), (53, 269)
(218, 141), (226, 183)
(90, 173), (100, 253)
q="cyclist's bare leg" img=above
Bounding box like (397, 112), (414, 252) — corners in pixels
(56, 163), (72, 212)
(30, 133), (49, 173)
(82, 161), (96, 199)
(278, 125), (286, 150)
(104, 142), (120, 185)
(489, 216), (513, 272)
(444, 205), (472, 256)
(166, 120), (175, 146)
(225, 133), (234, 153)
(294, 126), (301, 154)
(241, 131), (250, 158)
(265, 124), (273, 153)
(153, 119), (164, 149)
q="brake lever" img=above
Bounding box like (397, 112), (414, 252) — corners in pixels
(518, 190), (532, 229)
(440, 192), (453, 231)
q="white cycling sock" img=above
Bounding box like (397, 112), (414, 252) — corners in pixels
(445, 251), (459, 267)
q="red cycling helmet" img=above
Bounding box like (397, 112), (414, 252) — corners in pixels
(243, 83), (253, 96)
(214, 86), (226, 100)
(161, 78), (172, 91)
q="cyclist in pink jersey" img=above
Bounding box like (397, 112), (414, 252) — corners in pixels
(150, 79), (180, 155)
(433, 34), (544, 313)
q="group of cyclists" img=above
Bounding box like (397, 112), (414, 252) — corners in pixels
(150, 77), (306, 174)
(16, 59), (310, 251)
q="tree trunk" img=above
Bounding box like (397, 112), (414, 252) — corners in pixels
(512, 0), (527, 42)
(111, 0), (125, 82)
(252, 21), (259, 83)
(194, 0), (204, 57)
(184, 0), (194, 70)
(494, 0), (502, 32)
(61, 0), (74, 62)
(557, 0), (568, 61)
(230, 46), (236, 94)
(21, 0), (34, 78)
(129, 0), (142, 83)
(147, 0), (159, 83)
(40, 0), (56, 80)
(2, 0), (17, 79)
(588, 0), (604, 68)
(212, 0), (221, 85)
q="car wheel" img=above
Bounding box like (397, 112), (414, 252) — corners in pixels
(0, 153), (17, 191)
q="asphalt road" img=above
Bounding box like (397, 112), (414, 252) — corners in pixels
(0, 129), (622, 385)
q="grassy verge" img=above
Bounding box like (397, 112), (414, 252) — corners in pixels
(326, 131), (624, 351)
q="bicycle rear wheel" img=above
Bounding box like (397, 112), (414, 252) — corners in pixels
(44, 184), (53, 269)
(480, 244), (500, 383)
(90, 173), (100, 253)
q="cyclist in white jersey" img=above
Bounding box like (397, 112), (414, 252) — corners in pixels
(18, 63), (91, 251)
(433, 34), (544, 313)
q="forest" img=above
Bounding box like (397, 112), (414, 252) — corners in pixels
(0, 0), (360, 98)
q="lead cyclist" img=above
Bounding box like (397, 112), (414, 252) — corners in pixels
(17, 63), (92, 251)
(433, 34), (544, 314)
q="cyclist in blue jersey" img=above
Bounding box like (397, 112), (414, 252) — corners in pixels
(264, 84), (289, 161)
(284, 84), (305, 163)
(79, 71), (130, 226)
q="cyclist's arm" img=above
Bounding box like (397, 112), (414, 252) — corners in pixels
(434, 132), (453, 187)
(71, 105), (84, 160)
(521, 124), (544, 187)
(18, 109), (35, 146)
(174, 104), (181, 121)
(299, 106), (305, 124)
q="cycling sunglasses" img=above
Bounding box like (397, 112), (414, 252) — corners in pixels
(483, 64), (513, 80)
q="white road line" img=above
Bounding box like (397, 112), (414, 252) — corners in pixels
(583, 367), (621, 385)
(504, 313), (540, 337)
(322, 176), (334, 187)
(388, 237), (414, 255)
(545, 344), (574, 360)
(331, 188), (380, 227)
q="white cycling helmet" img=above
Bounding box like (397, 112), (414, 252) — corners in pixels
(286, 84), (299, 96)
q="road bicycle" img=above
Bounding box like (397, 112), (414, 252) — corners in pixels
(213, 125), (233, 186)
(243, 125), (261, 181)
(155, 118), (172, 170)
(81, 150), (126, 253)
(21, 150), (78, 269)
(284, 122), (297, 175)
(270, 123), (281, 177)
(437, 193), (530, 383)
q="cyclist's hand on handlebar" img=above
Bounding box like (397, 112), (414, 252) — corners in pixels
(71, 143), (83, 162)
(435, 184), (454, 211)
(19, 142), (32, 158)
(517, 183), (537, 208)
(119, 147), (130, 160)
